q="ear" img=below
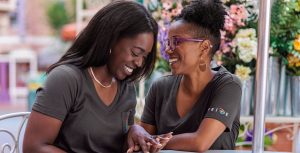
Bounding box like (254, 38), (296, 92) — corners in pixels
(199, 40), (212, 58)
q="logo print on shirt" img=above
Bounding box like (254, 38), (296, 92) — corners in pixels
(208, 107), (229, 117)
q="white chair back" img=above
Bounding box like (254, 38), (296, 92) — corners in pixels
(0, 112), (30, 153)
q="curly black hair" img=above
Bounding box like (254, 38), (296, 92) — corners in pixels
(176, 0), (227, 57)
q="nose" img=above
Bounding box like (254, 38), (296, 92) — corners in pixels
(134, 56), (143, 68)
(166, 47), (174, 55)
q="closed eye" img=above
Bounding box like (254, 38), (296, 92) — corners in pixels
(131, 50), (139, 57)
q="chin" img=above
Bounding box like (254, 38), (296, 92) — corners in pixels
(116, 71), (130, 81)
(115, 75), (126, 81)
(171, 69), (179, 75)
(171, 68), (186, 75)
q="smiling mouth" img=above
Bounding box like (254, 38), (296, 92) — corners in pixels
(125, 66), (133, 73)
(169, 58), (178, 65)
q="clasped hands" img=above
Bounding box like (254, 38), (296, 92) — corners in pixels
(127, 125), (173, 153)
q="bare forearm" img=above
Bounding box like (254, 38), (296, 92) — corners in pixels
(164, 133), (199, 151)
(23, 144), (66, 153)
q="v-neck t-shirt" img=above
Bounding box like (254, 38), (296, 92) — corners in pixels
(141, 66), (242, 150)
(32, 64), (136, 153)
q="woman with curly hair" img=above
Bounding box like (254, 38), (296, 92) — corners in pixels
(133, 0), (242, 152)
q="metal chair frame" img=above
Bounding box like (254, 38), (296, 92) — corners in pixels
(0, 112), (30, 153)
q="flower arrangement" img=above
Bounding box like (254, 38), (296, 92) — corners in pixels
(148, 0), (189, 26)
(237, 124), (277, 148)
(217, 0), (259, 81)
(271, 0), (300, 76)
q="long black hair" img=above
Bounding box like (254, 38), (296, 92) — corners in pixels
(47, 1), (158, 82)
(175, 0), (226, 57)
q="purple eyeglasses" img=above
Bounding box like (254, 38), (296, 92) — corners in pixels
(166, 36), (212, 51)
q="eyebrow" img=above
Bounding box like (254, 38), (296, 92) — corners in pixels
(132, 46), (146, 53)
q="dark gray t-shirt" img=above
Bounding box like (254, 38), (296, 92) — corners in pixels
(33, 65), (136, 153)
(141, 66), (241, 150)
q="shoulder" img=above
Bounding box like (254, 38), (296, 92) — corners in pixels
(46, 64), (84, 87)
(50, 64), (82, 75)
(48, 65), (82, 79)
(213, 66), (242, 91)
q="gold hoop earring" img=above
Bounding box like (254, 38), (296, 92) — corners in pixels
(199, 56), (206, 72)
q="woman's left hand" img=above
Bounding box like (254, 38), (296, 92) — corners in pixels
(127, 125), (162, 153)
(149, 132), (173, 153)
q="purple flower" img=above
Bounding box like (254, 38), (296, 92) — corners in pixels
(245, 129), (273, 142)
(158, 24), (170, 60)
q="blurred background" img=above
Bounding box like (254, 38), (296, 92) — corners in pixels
(0, 0), (300, 152)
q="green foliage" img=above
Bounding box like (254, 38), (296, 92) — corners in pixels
(271, 0), (300, 75)
(47, 1), (70, 32)
(237, 124), (274, 148)
(155, 58), (171, 73)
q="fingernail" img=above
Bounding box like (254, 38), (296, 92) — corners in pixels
(126, 148), (132, 153)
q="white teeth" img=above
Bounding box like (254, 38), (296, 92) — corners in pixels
(169, 58), (178, 64)
(125, 66), (133, 73)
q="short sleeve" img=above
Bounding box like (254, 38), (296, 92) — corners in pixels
(32, 65), (78, 121)
(141, 81), (158, 126)
(205, 81), (242, 131)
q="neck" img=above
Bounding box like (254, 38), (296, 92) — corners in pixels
(92, 65), (114, 84)
(181, 67), (215, 95)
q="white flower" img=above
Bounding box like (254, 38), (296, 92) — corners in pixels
(239, 49), (255, 63)
(235, 65), (251, 81)
(236, 37), (257, 63)
(235, 28), (256, 40)
(233, 28), (257, 63)
(221, 0), (231, 3)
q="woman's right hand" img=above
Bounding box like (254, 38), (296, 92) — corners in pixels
(127, 125), (162, 153)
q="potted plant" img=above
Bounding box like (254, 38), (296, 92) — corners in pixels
(270, 0), (300, 116)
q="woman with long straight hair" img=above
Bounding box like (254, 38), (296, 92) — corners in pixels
(23, 1), (161, 152)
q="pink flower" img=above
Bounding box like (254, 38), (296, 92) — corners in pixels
(161, 10), (172, 22)
(221, 30), (226, 39)
(229, 5), (248, 27)
(221, 43), (232, 53)
(224, 15), (237, 34)
(162, 0), (173, 10)
(230, 5), (239, 14)
(171, 8), (180, 16)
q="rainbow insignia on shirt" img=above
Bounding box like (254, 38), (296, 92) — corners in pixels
(207, 107), (229, 117)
